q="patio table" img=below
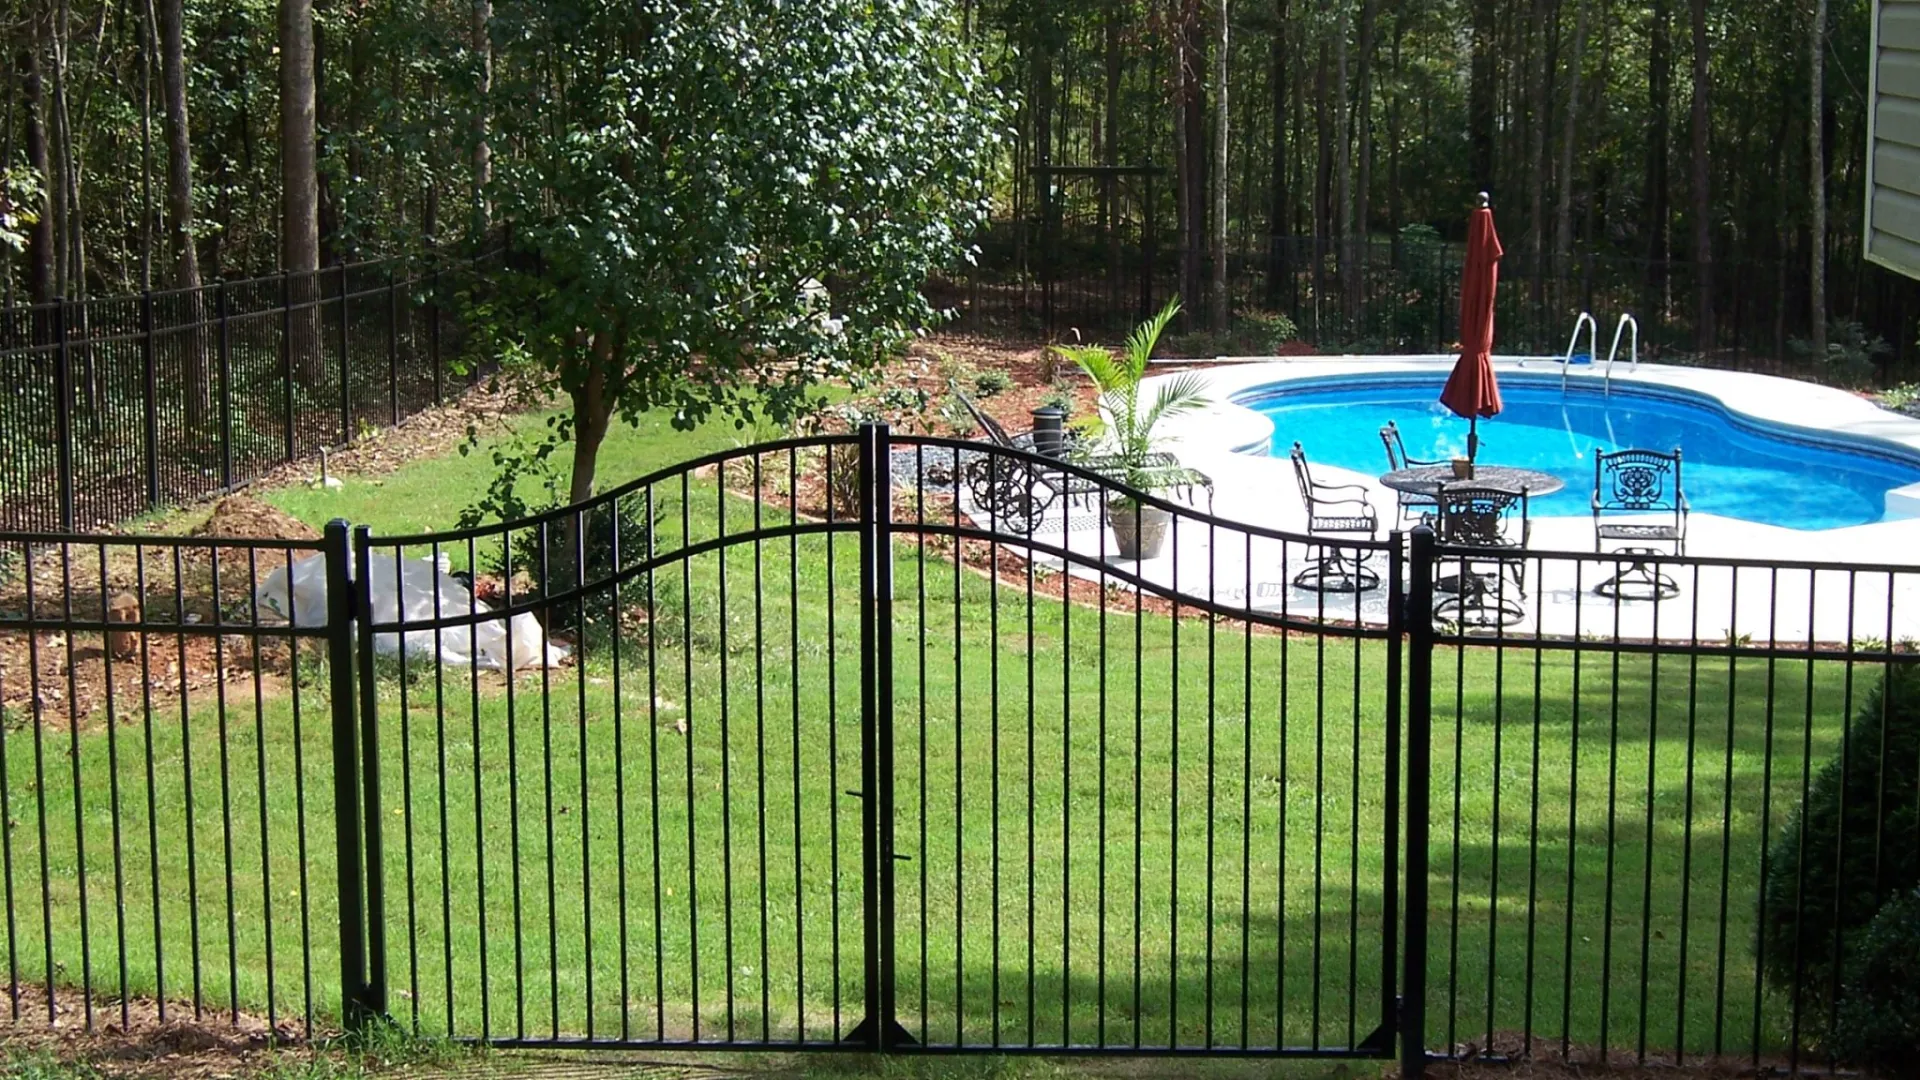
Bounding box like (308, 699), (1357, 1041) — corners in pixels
(1378, 464), (1566, 499)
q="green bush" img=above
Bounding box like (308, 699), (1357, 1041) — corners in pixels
(1238, 310), (1299, 353)
(1759, 663), (1920, 1022)
(1789, 320), (1892, 388)
(487, 492), (663, 633)
(456, 430), (666, 634)
(1831, 888), (1920, 1078)
(972, 368), (1015, 398)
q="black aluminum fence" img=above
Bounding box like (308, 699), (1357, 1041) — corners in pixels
(0, 428), (1914, 1073)
(0, 256), (494, 533)
(1413, 536), (1920, 1070)
(935, 230), (1920, 388)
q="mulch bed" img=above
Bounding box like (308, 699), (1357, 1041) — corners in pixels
(0, 984), (321, 1080)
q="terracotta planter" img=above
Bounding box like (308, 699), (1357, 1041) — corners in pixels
(1106, 499), (1172, 560)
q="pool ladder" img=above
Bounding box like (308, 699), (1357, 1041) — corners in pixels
(1560, 312), (1639, 396)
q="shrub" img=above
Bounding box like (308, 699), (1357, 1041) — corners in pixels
(1831, 888), (1920, 1078)
(1240, 310), (1299, 352)
(484, 492), (664, 634)
(1759, 663), (1920, 1022)
(1878, 382), (1920, 418)
(458, 431), (665, 632)
(1789, 320), (1892, 388)
(972, 368), (1015, 398)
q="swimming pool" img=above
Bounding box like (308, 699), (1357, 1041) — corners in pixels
(1234, 374), (1920, 530)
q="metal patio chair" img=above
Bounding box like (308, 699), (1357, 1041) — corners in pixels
(1289, 441), (1381, 592)
(1434, 482), (1532, 628)
(1591, 447), (1687, 601)
(951, 383), (1210, 535)
(948, 384), (1096, 533)
(1380, 420), (1444, 528)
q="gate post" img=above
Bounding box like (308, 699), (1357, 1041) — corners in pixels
(855, 422), (905, 1049)
(1402, 527), (1437, 1079)
(1378, 533), (1405, 1052)
(352, 526), (389, 1018)
(323, 520), (372, 1026)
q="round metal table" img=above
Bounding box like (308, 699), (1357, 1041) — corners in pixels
(1378, 464), (1566, 498)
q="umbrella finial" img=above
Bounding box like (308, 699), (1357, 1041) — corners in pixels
(1475, 191), (1491, 209)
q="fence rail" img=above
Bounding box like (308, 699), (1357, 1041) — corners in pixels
(0, 255), (495, 533)
(0, 428), (1913, 1074)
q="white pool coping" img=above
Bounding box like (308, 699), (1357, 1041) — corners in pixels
(998, 356), (1920, 642)
(1153, 355), (1920, 555)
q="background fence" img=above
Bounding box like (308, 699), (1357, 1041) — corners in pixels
(0, 431), (1913, 1073)
(8, 230), (1919, 537)
(933, 217), (1920, 389)
(0, 255), (496, 533)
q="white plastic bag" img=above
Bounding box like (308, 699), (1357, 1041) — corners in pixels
(255, 553), (569, 671)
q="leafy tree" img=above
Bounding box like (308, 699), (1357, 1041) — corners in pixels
(476, 0), (1001, 503)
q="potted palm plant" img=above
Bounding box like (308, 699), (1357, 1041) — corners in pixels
(1053, 299), (1210, 560)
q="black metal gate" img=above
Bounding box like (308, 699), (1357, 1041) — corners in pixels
(343, 427), (1403, 1058)
(879, 434), (1404, 1056)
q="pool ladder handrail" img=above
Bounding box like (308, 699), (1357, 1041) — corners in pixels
(1602, 313), (1639, 396)
(1560, 311), (1599, 392)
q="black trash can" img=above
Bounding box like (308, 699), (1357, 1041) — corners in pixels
(1030, 404), (1068, 457)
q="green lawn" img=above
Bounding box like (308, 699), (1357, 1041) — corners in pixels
(0, 407), (1864, 1062)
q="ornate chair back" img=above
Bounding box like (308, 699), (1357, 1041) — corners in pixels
(1594, 448), (1683, 515)
(1437, 484), (1528, 549)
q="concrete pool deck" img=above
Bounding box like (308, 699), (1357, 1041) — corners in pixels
(977, 356), (1920, 644)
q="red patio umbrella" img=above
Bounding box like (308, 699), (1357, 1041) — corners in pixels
(1440, 192), (1504, 463)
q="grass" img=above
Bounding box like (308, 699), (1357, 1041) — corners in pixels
(0, 404), (1872, 1064)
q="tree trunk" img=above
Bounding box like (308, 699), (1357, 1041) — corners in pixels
(1184, 5), (1208, 321)
(19, 37), (56, 315)
(1172, 9), (1193, 324)
(281, 0), (322, 384)
(1389, 17), (1403, 264)
(1527, 0), (1553, 308)
(1645, 0), (1672, 306)
(1032, 29), (1053, 239)
(1809, 0), (1826, 357)
(1265, 0), (1288, 307)
(1585, 0), (1614, 248)
(1355, 0), (1376, 271)
(568, 351), (612, 506)
(1688, 0), (1712, 351)
(1333, 1), (1350, 246)
(314, 5), (334, 261)
(1314, 39), (1331, 269)
(1104, 0), (1121, 313)
(1211, 0), (1229, 331)
(154, 0), (208, 425)
(1468, 0), (1496, 189)
(1553, 0), (1588, 270)
(472, 0), (491, 235)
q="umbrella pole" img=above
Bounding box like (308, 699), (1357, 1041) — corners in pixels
(1468, 417), (1479, 464)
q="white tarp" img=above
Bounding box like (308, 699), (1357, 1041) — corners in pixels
(255, 552), (569, 671)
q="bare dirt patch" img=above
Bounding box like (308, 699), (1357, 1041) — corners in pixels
(0, 495), (325, 730)
(190, 496), (324, 546)
(0, 984), (322, 1080)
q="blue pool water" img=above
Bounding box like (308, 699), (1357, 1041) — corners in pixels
(1237, 374), (1920, 530)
